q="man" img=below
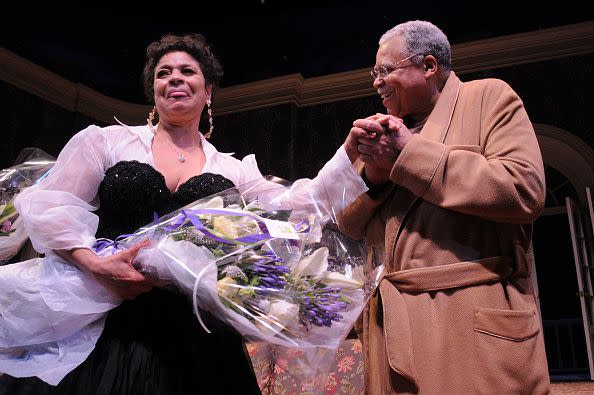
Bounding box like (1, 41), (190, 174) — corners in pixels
(341, 20), (550, 394)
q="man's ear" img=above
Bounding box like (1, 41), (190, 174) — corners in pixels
(424, 55), (438, 76)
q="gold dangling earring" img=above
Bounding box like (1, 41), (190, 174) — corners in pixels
(203, 99), (214, 139)
(147, 106), (157, 133)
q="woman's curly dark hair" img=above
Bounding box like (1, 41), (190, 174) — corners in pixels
(142, 33), (223, 103)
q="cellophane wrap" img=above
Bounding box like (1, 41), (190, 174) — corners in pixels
(0, 148), (55, 264)
(94, 175), (383, 392)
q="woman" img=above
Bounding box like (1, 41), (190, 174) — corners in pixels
(0, 34), (367, 394)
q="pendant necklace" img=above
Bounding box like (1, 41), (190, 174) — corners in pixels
(160, 133), (189, 163)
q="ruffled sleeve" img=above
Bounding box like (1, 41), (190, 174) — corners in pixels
(220, 153), (265, 187)
(198, 138), (367, 225)
(234, 146), (368, 225)
(14, 125), (118, 253)
(283, 146), (368, 224)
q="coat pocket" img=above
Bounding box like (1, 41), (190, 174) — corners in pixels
(472, 307), (549, 394)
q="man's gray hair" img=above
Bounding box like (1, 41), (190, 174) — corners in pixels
(380, 20), (451, 70)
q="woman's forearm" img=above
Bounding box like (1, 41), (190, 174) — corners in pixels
(54, 247), (100, 273)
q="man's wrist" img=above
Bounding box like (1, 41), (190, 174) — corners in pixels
(362, 168), (390, 198)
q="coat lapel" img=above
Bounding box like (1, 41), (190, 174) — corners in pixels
(387, 73), (462, 270)
(419, 71), (461, 144)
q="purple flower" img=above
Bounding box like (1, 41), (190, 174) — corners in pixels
(0, 220), (12, 233)
(296, 283), (348, 327)
(250, 262), (288, 290)
(241, 250), (289, 293)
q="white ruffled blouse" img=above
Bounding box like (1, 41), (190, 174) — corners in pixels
(1, 122), (367, 385)
(15, 123), (366, 255)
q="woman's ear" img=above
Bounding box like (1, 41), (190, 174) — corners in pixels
(206, 84), (213, 101)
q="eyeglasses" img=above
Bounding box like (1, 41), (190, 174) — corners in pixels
(370, 53), (425, 80)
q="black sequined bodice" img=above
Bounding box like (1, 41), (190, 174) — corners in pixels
(96, 160), (235, 240)
(0, 161), (263, 394)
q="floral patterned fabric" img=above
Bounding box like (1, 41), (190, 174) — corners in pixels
(247, 339), (364, 395)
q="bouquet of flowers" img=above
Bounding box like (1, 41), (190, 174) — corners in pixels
(0, 148), (55, 264)
(94, 175), (383, 391)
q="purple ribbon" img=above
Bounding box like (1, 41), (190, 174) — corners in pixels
(92, 233), (136, 253)
(293, 218), (310, 233)
(164, 209), (274, 245)
(92, 207), (309, 254)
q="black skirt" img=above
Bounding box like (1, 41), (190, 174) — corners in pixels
(0, 287), (262, 395)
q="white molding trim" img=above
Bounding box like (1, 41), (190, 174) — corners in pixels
(451, 22), (594, 73)
(535, 123), (594, 206)
(214, 73), (304, 114)
(1, 21), (593, 122)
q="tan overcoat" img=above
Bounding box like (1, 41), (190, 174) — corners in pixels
(339, 72), (550, 394)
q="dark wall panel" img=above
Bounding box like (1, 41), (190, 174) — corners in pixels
(2, 53), (592, 176)
(1, 80), (106, 168)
